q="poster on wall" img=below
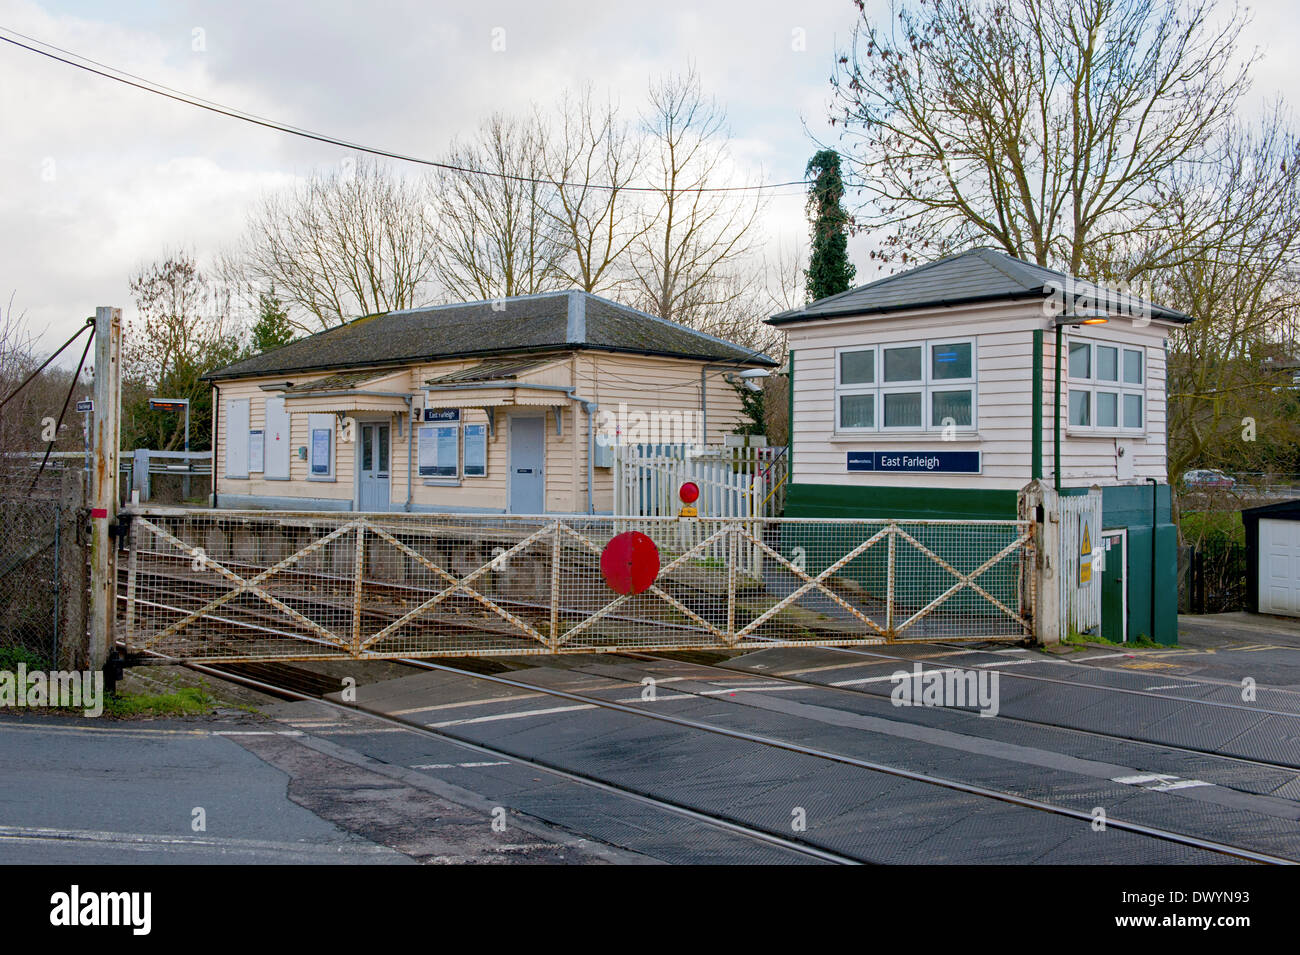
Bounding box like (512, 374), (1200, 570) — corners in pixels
(464, 424), (487, 477)
(418, 424), (460, 477)
(311, 428), (332, 475)
(248, 430), (265, 473)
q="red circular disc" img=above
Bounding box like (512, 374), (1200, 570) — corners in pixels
(678, 481), (700, 504)
(600, 531), (660, 595)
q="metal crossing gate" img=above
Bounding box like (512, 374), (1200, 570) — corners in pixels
(1058, 490), (1103, 638)
(117, 508), (1036, 662)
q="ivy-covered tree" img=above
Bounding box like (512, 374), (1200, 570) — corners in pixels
(804, 149), (856, 303)
(250, 288), (294, 354)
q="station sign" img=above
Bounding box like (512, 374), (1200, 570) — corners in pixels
(75, 399), (93, 413)
(423, 408), (460, 423)
(846, 450), (981, 474)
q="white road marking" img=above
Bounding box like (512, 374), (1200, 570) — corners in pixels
(212, 730), (303, 737)
(1145, 683), (1205, 691)
(0, 824), (396, 856)
(975, 658), (1037, 667)
(831, 667), (959, 687)
(1074, 652), (1131, 661)
(1112, 773), (1213, 792)
(428, 704), (596, 728)
(411, 761), (510, 769)
(392, 693), (548, 715)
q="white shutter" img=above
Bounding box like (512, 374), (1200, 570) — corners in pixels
(225, 398), (250, 478)
(264, 397), (291, 480)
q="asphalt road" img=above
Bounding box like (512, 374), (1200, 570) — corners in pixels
(3, 612), (1299, 865)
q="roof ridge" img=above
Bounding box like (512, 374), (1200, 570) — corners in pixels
(583, 291), (775, 363)
(772, 249), (995, 320)
(970, 247), (1046, 292)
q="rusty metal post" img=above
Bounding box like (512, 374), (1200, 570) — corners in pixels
(351, 522), (366, 656)
(726, 523), (737, 644)
(549, 521), (562, 649)
(123, 517), (139, 646)
(886, 522), (896, 637)
(88, 306), (121, 671)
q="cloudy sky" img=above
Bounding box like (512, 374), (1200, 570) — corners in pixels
(2, 0), (1296, 360)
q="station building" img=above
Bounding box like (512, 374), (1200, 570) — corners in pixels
(205, 291), (775, 516)
(769, 249), (1191, 644)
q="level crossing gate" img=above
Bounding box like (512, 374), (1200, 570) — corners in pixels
(116, 507), (1036, 662)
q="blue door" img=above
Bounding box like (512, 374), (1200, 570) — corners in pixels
(509, 416), (545, 514)
(358, 423), (390, 511)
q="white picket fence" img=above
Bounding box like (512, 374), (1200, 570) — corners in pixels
(613, 443), (788, 519)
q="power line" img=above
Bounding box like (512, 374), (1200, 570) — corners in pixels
(0, 26), (813, 197)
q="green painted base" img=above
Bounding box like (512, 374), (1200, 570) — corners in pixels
(784, 481), (1178, 646)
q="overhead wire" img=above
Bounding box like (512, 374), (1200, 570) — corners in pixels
(0, 27), (813, 197)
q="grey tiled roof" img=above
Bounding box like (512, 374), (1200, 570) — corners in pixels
(208, 290), (776, 381)
(768, 248), (1193, 325)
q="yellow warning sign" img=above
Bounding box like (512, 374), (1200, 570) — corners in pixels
(1079, 518), (1092, 585)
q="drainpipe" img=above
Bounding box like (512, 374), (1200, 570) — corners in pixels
(700, 365), (707, 443)
(1053, 324), (1063, 491)
(1147, 476), (1158, 641)
(582, 400), (598, 515)
(404, 395), (413, 512)
(211, 383), (220, 507)
(1031, 330), (1043, 482)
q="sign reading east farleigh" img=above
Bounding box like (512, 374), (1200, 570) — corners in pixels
(846, 450), (981, 474)
(423, 408), (460, 423)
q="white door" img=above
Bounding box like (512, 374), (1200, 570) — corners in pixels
(1259, 519), (1300, 616)
(509, 416), (545, 514)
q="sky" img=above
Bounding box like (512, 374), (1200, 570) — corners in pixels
(1, 0), (1296, 360)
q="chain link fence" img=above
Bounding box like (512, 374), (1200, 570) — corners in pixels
(119, 508), (1035, 662)
(0, 468), (89, 669)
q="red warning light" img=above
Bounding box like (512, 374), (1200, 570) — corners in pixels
(599, 531), (660, 595)
(678, 481), (700, 505)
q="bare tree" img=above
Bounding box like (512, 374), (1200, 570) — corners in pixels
(123, 252), (245, 452)
(429, 113), (568, 301)
(0, 293), (38, 465)
(1154, 115), (1300, 482)
(629, 67), (763, 325)
(831, 0), (1252, 273)
(543, 87), (647, 294)
(238, 157), (437, 330)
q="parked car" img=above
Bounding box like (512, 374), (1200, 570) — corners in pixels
(1182, 468), (1237, 489)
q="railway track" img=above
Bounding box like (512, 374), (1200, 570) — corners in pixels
(189, 660), (860, 865)
(191, 654), (1294, 865)
(116, 543), (1300, 863)
(624, 645), (1300, 775)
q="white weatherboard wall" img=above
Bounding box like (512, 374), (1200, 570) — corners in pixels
(212, 351), (754, 513)
(785, 299), (1175, 491)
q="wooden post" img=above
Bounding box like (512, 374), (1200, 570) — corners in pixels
(1019, 480), (1060, 645)
(89, 306), (122, 671)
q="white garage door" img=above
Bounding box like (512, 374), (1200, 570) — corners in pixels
(1260, 518), (1300, 616)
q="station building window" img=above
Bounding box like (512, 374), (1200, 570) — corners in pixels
(835, 339), (976, 433)
(1067, 341), (1145, 432)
